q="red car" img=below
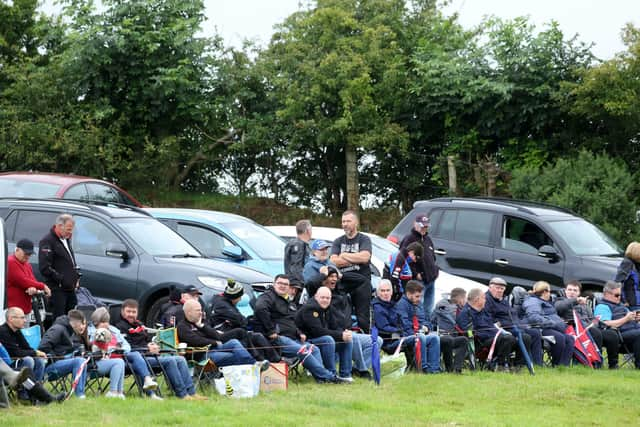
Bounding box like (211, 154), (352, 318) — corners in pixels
(0, 172), (142, 207)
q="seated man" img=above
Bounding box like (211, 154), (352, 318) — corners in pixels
(594, 280), (640, 369)
(88, 307), (160, 400)
(296, 286), (353, 382)
(0, 356), (62, 406)
(160, 284), (202, 328)
(372, 280), (403, 354)
(115, 299), (207, 400)
(457, 288), (517, 372)
(253, 274), (345, 383)
(211, 280), (281, 362)
(0, 307), (46, 383)
(394, 280), (441, 373)
(431, 288), (468, 373)
(177, 300), (256, 367)
(483, 277), (542, 366)
(555, 279), (619, 368)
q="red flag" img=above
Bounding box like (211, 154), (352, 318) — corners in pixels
(413, 314), (421, 370)
(567, 310), (602, 368)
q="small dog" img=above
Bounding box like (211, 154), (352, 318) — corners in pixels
(92, 327), (113, 355)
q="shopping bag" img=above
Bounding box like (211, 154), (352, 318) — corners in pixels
(380, 338), (407, 379)
(260, 362), (288, 392)
(214, 364), (261, 398)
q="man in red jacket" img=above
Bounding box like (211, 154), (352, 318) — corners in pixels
(7, 239), (50, 316)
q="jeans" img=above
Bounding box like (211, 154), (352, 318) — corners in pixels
(96, 358), (125, 392)
(422, 280), (435, 320)
(205, 338), (255, 367)
(147, 355), (195, 398)
(404, 334), (440, 373)
(18, 356), (46, 382)
(309, 335), (353, 378)
(276, 336), (334, 381)
(351, 333), (382, 372)
(45, 357), (87, 396)
(126, 351), (151, 378)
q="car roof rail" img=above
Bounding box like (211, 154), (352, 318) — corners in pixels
(0, 197), (152, 217)
(421, 197), (574, 216)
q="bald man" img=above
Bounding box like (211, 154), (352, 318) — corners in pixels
(176, 300), (255, 367)
(296, 286), (354, 382)
(0, 307), (47, 382)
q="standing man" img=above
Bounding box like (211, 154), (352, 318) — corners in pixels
(39, 214), (79, 320)
(284, 219), (312, 285)
(330, 211), (373, 333)
(399, 214), (439, 320)
(7, 239), (51, 317)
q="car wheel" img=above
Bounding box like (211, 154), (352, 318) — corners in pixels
(146, 296), (170, 327)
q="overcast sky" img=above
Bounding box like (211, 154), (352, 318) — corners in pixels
(205, 0), (640, 59)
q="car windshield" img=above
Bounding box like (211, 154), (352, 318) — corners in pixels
(224, 221), (285, 260)
(114, 217), (201, 257)
(546, 219), (622, 256)
(0, 178), (61, 198)
(368, 234), (398, 262)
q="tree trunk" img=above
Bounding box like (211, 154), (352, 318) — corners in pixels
(345, 141), (359, 211)
(485, 156), (498, 197)
(447, 155), (458, 196)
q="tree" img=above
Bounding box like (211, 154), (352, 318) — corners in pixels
(510, 151), (639, 244)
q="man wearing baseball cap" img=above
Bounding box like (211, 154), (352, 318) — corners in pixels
(399, 214), (439, 319)
(7, 239), (51, 316)
(303, 239), (341, 297)
(159, 284), (203, 328)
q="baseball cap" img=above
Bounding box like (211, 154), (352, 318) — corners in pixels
(311, 240), (331, 251)
(182, 284), (203, 295)
(415, 214), (430, 227)
(16, 239), (34, 255)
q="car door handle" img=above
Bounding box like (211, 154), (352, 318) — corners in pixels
(434, 249), (446, 255)
(494, 259), (509, 266)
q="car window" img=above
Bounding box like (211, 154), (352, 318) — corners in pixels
(63, 184), (90, 201)
(224, 221), (285, 260)
(0, 179), (61, 198)
(114, 217), (200, 257)
(73, 215), (123, 257)
(13, 211), (58, 245)
(500, 216), (553, 254)
(547, 219), (622, 256)
(177, 223), (232, 258)
(454, 210), (494, 245)
(86, 183), (120, 204)
(434, 210), (456, 240)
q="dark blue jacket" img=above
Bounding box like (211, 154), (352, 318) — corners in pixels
(395, 295), (432, 336)
(456, 303), (498, 341)
(522, 295), (566, 332)
(372, 297), (402, 339)
(484, 291), (515, 328)
(596, 299), (640, 333)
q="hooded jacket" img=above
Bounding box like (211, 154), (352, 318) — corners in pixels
(38, 315), (87, 356)
(399, 229), (439, 283)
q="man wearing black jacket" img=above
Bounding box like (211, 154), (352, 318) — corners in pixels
(0, 307), (46, 382)
(284, 219), (312, 285)
(39, 214), (80, 320)
(399, 214), (439, 319)
(177, 300), (255, 367)
(296, 287), (353, 381)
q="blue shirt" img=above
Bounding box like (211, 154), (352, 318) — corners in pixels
(594, 304), (614, 322)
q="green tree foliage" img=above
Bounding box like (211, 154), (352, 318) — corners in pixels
(510, 151), (639, 244)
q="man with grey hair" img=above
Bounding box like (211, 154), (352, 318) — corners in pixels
(594, 280), (640, 369)
(284, 219), (312, 285)
(39, 214), (80, 319)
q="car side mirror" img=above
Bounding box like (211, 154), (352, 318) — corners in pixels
(222, 245), (243, 260)
(538, 245), (558, 260)
(105, 243), (129, 260)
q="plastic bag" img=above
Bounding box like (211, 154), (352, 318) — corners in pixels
(380, 338), (407, 378)
(214, 364), (261, 398)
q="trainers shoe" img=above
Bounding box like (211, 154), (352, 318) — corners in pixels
(149, 393), (163, 401)
(105, 391), (120, 398)
(117, 393), (126, 400)
(336, 376), (353, 383)
(143, 377), (158, 391)
(329, 376), (352, 384)
(76, 394), (86, 400)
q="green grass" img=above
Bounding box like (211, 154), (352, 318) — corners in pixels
(3, 367), (638, 426)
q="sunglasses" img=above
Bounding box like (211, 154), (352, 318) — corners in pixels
(611, 293), (621, 297)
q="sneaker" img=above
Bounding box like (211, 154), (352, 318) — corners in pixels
(329, 376), (352, 384)
(336, 376), (353, 383)
(354, 370), (372, 380)
(143, 377), (158, 391)
(105, 391), (120, 398)
(149, 393), (163, 401)
(76, 394), (86, 400)
(54, 393), (66, 403)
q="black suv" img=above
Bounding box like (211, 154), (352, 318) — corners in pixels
(388, 198), (622, 291)
(0, 199), (273, 324)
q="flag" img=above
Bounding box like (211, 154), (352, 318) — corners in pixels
(371, 326), (381, 385)
(568, 310), (602, 368)
(66, 357), (90, 400)
(412, 314), (421, 370)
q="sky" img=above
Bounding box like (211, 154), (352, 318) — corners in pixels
(205, 0), (640, 59)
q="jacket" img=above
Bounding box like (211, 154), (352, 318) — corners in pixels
(329, 289), (352, 330)
(176, 319), (223, 348)
(160, 301), (185, 328)
(295, 299), (343, 341)
(38, 227), (79, 291)
(384, 249), (418, 300)
(7, 254), (46, 314)
(615, 257), (640, 307)
(399, 229), (439, 283)
(554, 297), (595, 323)
(0, 323), (36, 358)
(372, 298), (402, 340)
(114, 315), (152, 349)
(483, 291), (516, 329)
(456, 303), (498, 341)
(431, 297), (462, 335)
(284, 238), (311, 285)
(38, 315), (88, 356)
(395, 295), (433, 336)
(522, 295), (566, 332)
(303, 256), (339, 294)
(595, 299), (640, 333)
(253, 287), (300, 339)
(211, 295), (248, 331)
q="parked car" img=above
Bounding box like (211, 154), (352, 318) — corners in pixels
(147, 208), (285, 277)
(388, 197), (622, 291)
(0, 199), (273, 324)
(268, 225), (485, 298)
(0, 172), (143, 207)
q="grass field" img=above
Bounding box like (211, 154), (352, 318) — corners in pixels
(3, 366), (637, 426)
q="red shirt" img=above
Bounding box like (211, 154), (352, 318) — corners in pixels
(7, 254), (45, 314)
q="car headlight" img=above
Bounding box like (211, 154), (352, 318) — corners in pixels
(197, 276), (227, 292)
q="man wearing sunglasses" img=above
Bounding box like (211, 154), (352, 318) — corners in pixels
(594, 280), (640, 369)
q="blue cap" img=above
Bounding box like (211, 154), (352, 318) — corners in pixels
(310, 240), (331, 251)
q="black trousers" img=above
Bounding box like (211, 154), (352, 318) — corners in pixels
(50, 288), (77, 320)
(339, 271), (371, 333)
(439, 335), (468, 372)
(480, 334), (516, 364)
